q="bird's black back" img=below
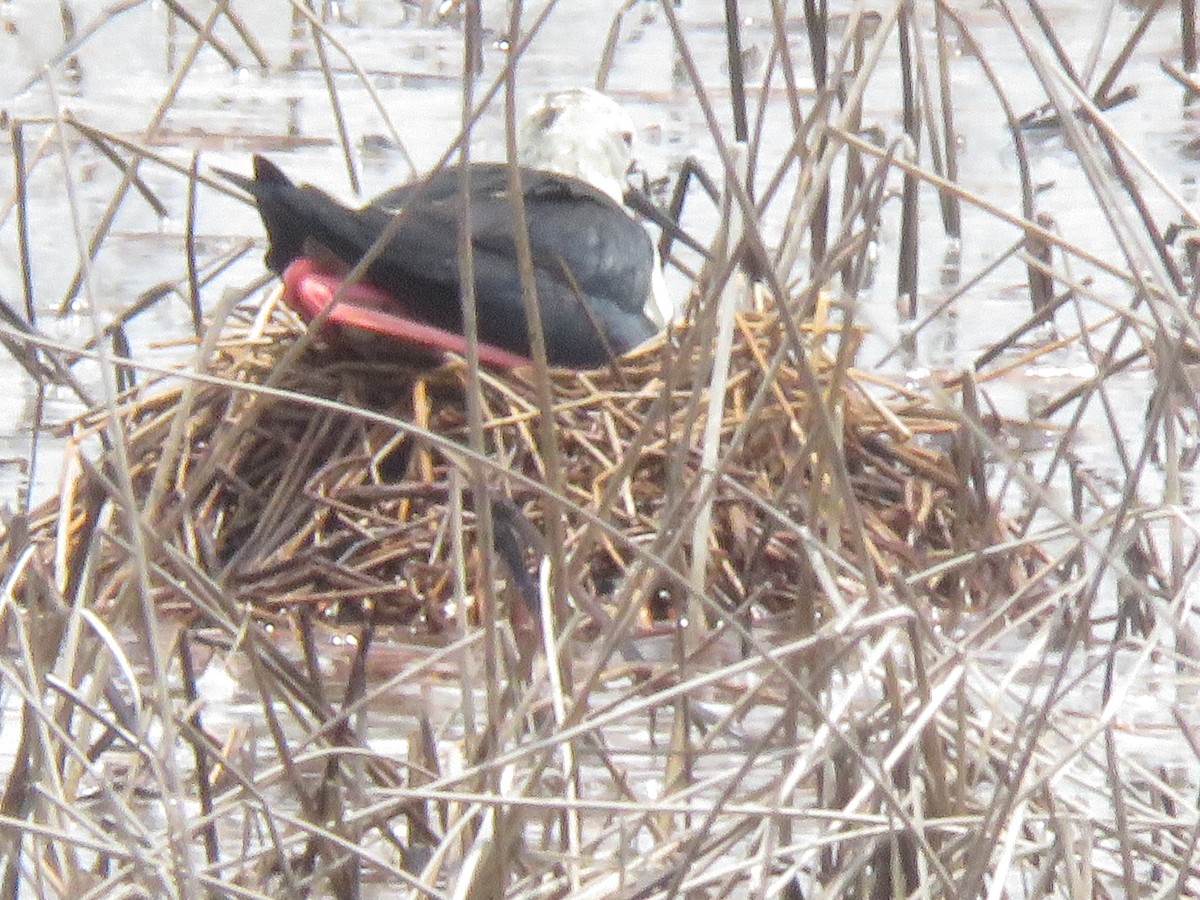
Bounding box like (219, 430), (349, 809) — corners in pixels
(220, 155), (658, 367)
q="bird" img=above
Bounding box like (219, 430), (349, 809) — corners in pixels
(218, 88), (671, 369)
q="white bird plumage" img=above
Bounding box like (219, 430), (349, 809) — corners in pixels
(519, 87), (674, 329)
(519, 87), (637, 205)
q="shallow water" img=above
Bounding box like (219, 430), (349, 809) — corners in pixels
(2, 2), (1199, 894)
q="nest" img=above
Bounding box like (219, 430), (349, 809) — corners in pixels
(14, 287), (1041, 632)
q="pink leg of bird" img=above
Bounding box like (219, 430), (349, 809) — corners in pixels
(280, 258), (534, 370)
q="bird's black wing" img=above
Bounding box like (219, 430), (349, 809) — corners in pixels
(220, 156), (656, 365)
(369, 165), (654, 317)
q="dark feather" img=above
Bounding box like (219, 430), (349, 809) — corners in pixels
(220, 155), (658, 367)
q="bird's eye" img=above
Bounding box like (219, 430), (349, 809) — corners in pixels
(534, 107), (560, 131)
(621, 131), (634, 147)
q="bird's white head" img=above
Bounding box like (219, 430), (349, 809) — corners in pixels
(519, 87), (636, 204)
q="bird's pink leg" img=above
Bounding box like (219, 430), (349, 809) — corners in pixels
(280, 258), (533, 370)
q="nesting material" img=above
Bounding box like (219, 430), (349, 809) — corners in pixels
(14, 286), (1040, 631)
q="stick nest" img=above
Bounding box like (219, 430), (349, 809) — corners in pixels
(15, 288), (1044, 631)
